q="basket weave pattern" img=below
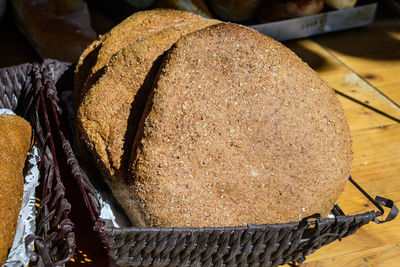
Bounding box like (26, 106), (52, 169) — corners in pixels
(0, 61), (75, 266)
(104, 213), (374, 266)
(0, 60), (396, 266)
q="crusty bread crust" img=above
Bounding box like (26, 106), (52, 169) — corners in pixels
(0, 115), (32, 264)
(129, 23), (352, 227)
(77, 18), (352, 227)
(74, 38), (103, 106)
(74, 9), (207, 107)
(77, 20), (220, 226)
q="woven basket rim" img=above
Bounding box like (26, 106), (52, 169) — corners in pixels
(2, 59), (396, 266)
(0, 61), (75, 266)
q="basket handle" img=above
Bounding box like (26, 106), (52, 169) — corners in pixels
(349, 176), (398, 223)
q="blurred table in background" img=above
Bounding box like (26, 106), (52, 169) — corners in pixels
(0, 2), (399, 267)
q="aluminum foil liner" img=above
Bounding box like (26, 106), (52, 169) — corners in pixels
(1, 109), (40, 267)
(97, 192), (120, 228)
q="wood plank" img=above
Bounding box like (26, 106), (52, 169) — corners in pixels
(312, 20), (400, 104)
(285, 39), (400, 122)
(302, 243), (400, 267)
(283, 26), (400, 263)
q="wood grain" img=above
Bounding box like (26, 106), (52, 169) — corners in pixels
(313, 20), (400, 104)
(284, 19), (400, 267)
(286, 39), (400, 122)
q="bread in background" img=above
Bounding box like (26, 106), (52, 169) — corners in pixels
(206, 0), (262, 22)
(11, 0), (97, 62)
(259, 0), (324, 22)
(156, 0), (213, 18)
(77, 20), (220, 226)
(0, 115), (32, 264)
(325, 0), (357, 9)
(74, 9), (209, 106)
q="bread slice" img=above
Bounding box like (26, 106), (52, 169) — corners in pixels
(74, 9), (207, 106)
(126, 23), (352, 227)
(0, 115), (32, 264)
(77, 19), (219, 192)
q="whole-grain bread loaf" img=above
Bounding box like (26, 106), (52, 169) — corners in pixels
(74, 9), (209, 106)
(76, 17), (352, 227)
(77, 19), (219, 187)
(124, 23), (352, 227)
(0, 115), (32, 264)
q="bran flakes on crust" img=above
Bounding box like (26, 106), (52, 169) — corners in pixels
(77, 19), (219, 192)
(74, 9), (207, 106)
(129, 23), (352, 227)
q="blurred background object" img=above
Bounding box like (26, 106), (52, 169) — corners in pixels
(1, 0), (387, 70)
(259, 0), (325, 22)
(382, 0), (400, 15)
(325, 0), (358, 9)
(11, 0), (97, 62)
(125, 0), (156, 9)
(156, 0), (212, 18)
(0, 0), (6, 20)
(206, 0), (262, 22)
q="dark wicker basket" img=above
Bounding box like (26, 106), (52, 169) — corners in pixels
(0, 61), (75, 266)
(1, 60), (397, 266)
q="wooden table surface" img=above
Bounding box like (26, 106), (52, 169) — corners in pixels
(0, 4), (399, 267)
(284, 19), (400, 266)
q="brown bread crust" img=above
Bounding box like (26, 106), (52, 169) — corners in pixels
(129, 23), (352, 227)
(74, 38), (103, 106)
(74, 9), (207, 106)
(77, 20), (219, 221)
(0, 115), (32, 264)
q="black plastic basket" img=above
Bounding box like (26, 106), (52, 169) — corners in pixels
(1, 59), (397, 266)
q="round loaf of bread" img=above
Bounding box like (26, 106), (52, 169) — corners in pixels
(126, 23), (352, 227)
(77, 19), (219, 185)
(74, 9), (208, 105)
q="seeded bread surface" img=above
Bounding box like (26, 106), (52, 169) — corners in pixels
(128, 23), (352, 227)
(77, 19), (219, 191)
(74, 9), (206, 105)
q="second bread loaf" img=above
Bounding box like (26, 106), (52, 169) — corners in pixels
(0, 115), (32, 264)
